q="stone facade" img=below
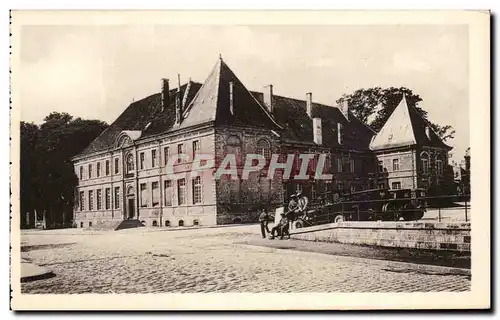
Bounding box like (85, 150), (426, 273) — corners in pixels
(72, 58), (453, 228)
(291, 221), (471, 252)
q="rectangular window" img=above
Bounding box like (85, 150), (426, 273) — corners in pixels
(164, 180), (172, 206)
(114, 187), (120, 209)
(88, 190), (94, 210)
(392, 159), (400, 171)
(391, 182), (402, 190)
(140, 152), (145, 170)
(177, 144), (184, 163)
(114, 158), (119, 174)
(378, 160), (384, 173)
(97, 189), (102, 210)
(296, 183), (303, 194)
(88, 164), (93, 179)
(140, 183), (148, 207)
(164, 147), (170, 166)
(337, 157), (343, 173)
(192, 176), (202, 204)
(350, 159), (355, 173)
(105, 160), (110, 176)
(152, 181), (159, 207)
(422, 159), (429, 174)
(105, 188), (111, 210)
(152, 149), (157, 168)
(436, 160), (443, 176)
(97, 162), (101, 177)
(337, 181), (344, 191)
(79, 167), (84, 180)
(79, 191), (85, 211)
(177, 178), (186, 205)
(192, 140), (200, 160)
(378, 182), (385, 189)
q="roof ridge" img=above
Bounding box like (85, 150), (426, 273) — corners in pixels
(212, 59), (222, 121)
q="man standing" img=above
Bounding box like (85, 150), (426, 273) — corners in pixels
(296, 191), (309, 218)
(258, 208), (271, 238)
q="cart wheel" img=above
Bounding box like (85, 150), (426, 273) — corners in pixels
(334, 214), (344, 223)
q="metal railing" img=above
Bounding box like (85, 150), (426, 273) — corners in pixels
(290, 194), (471, 228)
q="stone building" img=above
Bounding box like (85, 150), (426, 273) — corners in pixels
(72, 58), (449, 228)
(369, 95), (453, 192)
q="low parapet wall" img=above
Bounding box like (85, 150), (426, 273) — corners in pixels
(290, 221), (471, 252)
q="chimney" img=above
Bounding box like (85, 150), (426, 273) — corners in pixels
(229, 81), (234, 115)
(161, 78), (169, 113)
(306, 92), (312, 118)
(175, 74), (182, 125)
(263, 84), (274, 113)
(313, 117), (322, 145)
(337, 122), (343, 145)
(340, 100), (349, 120)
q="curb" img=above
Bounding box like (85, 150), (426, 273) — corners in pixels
(21, 262), (55, 283)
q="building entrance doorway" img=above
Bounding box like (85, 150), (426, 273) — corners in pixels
(127, 198), (135, 219)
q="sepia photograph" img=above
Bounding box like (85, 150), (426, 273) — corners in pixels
(9, 10), (490, 310)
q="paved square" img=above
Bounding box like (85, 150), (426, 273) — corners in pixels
(21, 225), (470, 293)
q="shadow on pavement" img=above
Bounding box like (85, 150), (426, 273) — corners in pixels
(239, 238), (471, 269)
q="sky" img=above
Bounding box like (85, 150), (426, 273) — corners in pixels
(18, 24), (469, 161)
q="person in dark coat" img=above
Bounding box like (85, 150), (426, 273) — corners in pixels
(258, 208), (272, 238)
(270, 213), (289, 240)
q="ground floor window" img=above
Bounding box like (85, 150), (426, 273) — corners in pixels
(164, 180), (172, 206)
(192, 176), (202, 204)
(79, 191), (85, 211)
(193, 219), (199, 226)
(165, 220), (171, 227)
(178, 219), (184, 227)
(105, 188), (111, 210)
(88, 190), (94, 211)
(178, 179), (187, 205)
(114, 187), (120, 209)
(140, 183), (148, 207)
(97, 189), (102, 210)
(391, 182), (401, 190)
(152, 181), (160, 207)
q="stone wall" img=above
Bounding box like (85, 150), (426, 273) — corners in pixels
(290, 221), (471, 252)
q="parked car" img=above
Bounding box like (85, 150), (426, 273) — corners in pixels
(293, 188), (427, 228)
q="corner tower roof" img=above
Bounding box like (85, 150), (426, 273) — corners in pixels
(369, 95), (452, 150)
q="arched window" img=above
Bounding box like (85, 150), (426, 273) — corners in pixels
(126, 153), (134, 173)
(80, 222), (83, 228)
(420, 152), (429, 175)
(89, 221), (92, 227)
(152, 220), (158, 227)
(256, 139), (271, 159)
(165, 220), (171, 227)
(178, 220), (184, 227)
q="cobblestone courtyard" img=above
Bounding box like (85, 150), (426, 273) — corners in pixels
(20, 225), (470, 293)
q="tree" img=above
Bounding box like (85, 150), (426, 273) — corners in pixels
(20, 113), (108, 228)
(336, 87), (455, 141)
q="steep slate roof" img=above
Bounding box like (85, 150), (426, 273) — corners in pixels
(79, 82), (198, 156)
(180, 58), (281, 130)
(251, 92), (374, 150)
(369, 95), (452, 150)
(77, 58), (377, 158)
